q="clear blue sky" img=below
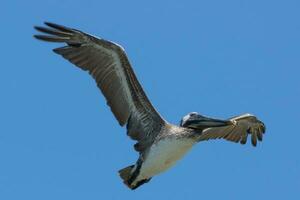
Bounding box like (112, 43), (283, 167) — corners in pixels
(1, 0), (299, 199)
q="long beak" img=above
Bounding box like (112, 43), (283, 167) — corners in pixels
(186, 116), (233, 129)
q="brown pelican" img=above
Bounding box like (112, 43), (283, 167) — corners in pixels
(34, 22), (266, 190)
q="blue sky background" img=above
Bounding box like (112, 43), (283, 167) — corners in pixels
(1, 0), (300, 199)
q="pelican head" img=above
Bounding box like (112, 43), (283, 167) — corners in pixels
(180, 112), (233, 131)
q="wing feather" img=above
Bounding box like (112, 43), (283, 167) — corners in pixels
(34, 22), (166, 153)
(198, 113), (265, 147)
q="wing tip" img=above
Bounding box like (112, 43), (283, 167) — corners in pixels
(240, 140), (247, 145)
(33, 34), (46, 41)
(44, 21), (74, 33)
(33, 26), (42, 31)
(33, 34), (68, 42)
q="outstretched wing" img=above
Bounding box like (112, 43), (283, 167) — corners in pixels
(198, 114), (266, 146)
(34, 22), (166, 153)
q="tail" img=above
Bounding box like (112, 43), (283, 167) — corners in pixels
(118, 165), (152, 190)
(119, 165), (134, 185)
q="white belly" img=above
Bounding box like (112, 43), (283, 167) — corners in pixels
(137, 138), (195, 181)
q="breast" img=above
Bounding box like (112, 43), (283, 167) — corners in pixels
(138, 137), (195, 179)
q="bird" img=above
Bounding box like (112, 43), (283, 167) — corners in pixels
(34, 22), (266, 190)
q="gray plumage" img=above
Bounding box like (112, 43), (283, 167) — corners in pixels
(35, 22), (165, 155)
(34, 22), (266, 190)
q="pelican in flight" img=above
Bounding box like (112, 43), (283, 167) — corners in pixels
(34, 22), (266, 190)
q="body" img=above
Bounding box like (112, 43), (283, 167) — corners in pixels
(34, 22), (266, 190)
(131, 126), (196, 187)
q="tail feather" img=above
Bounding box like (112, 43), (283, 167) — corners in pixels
(118, 165), (134, 184)
(119, 165), (152, 190)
